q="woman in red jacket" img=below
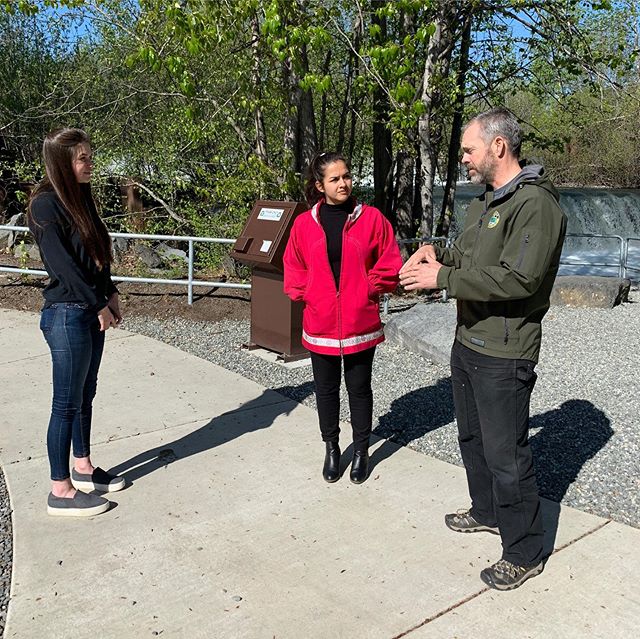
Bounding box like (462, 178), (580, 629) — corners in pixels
(283, 152), (402, 484)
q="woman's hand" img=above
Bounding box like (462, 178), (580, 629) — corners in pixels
(97, 305), (118, 331)
(108, 292), (123, 326)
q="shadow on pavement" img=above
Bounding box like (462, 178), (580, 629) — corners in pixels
(531, 398), (613, 502)
(534, 399), (612, 554)
(373, 377), (455, 446)
(108, 382), (314, 483)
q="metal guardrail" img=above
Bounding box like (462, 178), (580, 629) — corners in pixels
(381, 236), (452, 314)
(624, 237), (640, 279)
(0, 226), (250, 305)
(1, 226), (638, 310)
(559, 232), (627, 278)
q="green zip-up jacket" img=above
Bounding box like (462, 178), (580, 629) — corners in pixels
(435, 165), (567, 363)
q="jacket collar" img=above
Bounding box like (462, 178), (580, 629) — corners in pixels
(311, 198), (363, 224)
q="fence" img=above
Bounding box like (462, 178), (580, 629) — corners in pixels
(624, 237), (640, 280)
(0, 227), (250, 305)
(558, 233), (631, 279)
(1, 226), (638, 308)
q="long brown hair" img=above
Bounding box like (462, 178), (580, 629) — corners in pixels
(28, 127), (111, 268)
(304, 151), (350, 206)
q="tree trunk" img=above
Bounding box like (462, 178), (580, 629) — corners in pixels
(418, 1), (455, 238)
(412, 140), (422, 237)
(319, 49), (332, 149)
(394, 150), (415, 258)
(282, 56), (299, 197)
(438, 11), (472, 237)
(251, 14), (268, 165)
(371, 8), (393, 218)
(297, 44), (318, 172)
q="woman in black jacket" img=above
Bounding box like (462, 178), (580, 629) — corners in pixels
(28, 128), (125, 517)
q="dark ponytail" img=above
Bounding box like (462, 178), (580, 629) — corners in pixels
(304, 151), (350, 206)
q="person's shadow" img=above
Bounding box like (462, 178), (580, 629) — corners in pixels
(368, 378), (455, 472)
(371, 391), (612, 559)
(108, 382), (315, 483)
(530, 399), (613, 556)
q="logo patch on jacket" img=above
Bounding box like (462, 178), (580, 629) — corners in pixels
(487, 211), (500, 229)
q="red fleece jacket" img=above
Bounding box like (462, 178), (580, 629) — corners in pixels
(283, 200), (402, 355)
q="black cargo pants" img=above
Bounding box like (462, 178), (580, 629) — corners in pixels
(450, 340), (544, 566)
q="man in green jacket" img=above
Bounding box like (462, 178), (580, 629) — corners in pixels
(400, 107), (567, 590)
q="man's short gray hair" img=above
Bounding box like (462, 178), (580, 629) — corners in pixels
(467, 107), (522, 158)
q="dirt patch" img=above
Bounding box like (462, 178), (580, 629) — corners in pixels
(0, 264), (251, 322)
(1, 248), (252, 321)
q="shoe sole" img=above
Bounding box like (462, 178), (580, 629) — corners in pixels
(71, 478), (126, 493)
(47, 501), (110, 517)
(349, 475), (368, 484)
(323, 475), (340, 483)
(446, 523), (499, 535)
(480, 563), (544, 591)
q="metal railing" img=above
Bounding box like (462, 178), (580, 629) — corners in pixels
(2, 226), (638, 311)
(624, 237), (640, 280)
(558, 233), (627, 278)
(0, 226), (250, 305)
(381, 236), (452, 314)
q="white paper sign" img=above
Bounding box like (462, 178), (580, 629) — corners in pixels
(260, 240), (272, 253)
(257, 207), (284, 221)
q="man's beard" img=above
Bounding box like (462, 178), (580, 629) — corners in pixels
(469, 150), (497, 185)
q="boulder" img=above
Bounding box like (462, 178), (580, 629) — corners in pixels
(551, 275), (630, 308)
(0, 213), (24, 249)
(384, 301), (457, 366)
(111, 236), (129, 256)
(12, 242), (40, 261)
(133, 243), (162, 268)
(156, 242), (188, 263)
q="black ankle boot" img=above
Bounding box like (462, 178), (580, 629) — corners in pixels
(350, 448), (369, 484)
(323, 441), (341, 483)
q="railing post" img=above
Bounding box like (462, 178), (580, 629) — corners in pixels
(188, 240), (194, 305)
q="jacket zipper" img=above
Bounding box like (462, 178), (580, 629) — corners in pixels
(471, 206), (488, 263)
(515, 233), (530, 269)
(505, 233), (529, 344)
(318, 209), (346, 355)
(336, 220), (350, 355)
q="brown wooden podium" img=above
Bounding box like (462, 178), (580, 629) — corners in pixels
(230, 200), (308, 362)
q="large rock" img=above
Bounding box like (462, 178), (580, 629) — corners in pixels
(384, 301), (456, 366)
(13, 242), (40, 261)
(0, 213), (24, 249)
(111, 236), (129, 256)
(551, 275), (630, 308)
(156, 242), (188, 264)
(133, 243), (162, 268)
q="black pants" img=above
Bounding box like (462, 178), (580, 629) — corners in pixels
(450, 340), (544, 566)
(309, 347), (376, 450)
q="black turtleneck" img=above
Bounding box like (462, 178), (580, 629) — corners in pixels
(319, 199), (354, 287)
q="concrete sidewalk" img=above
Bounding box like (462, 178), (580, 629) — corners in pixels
(1, 308), (638, 639)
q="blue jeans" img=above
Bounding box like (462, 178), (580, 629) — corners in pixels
(450, 340), (544, 566)
(40, 303), (105, 481)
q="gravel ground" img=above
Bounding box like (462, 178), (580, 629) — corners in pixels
(1, 292), (638, 634)
(119, 291), (640, 528)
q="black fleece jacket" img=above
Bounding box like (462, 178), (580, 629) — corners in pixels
(29, 190), (117, 312)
